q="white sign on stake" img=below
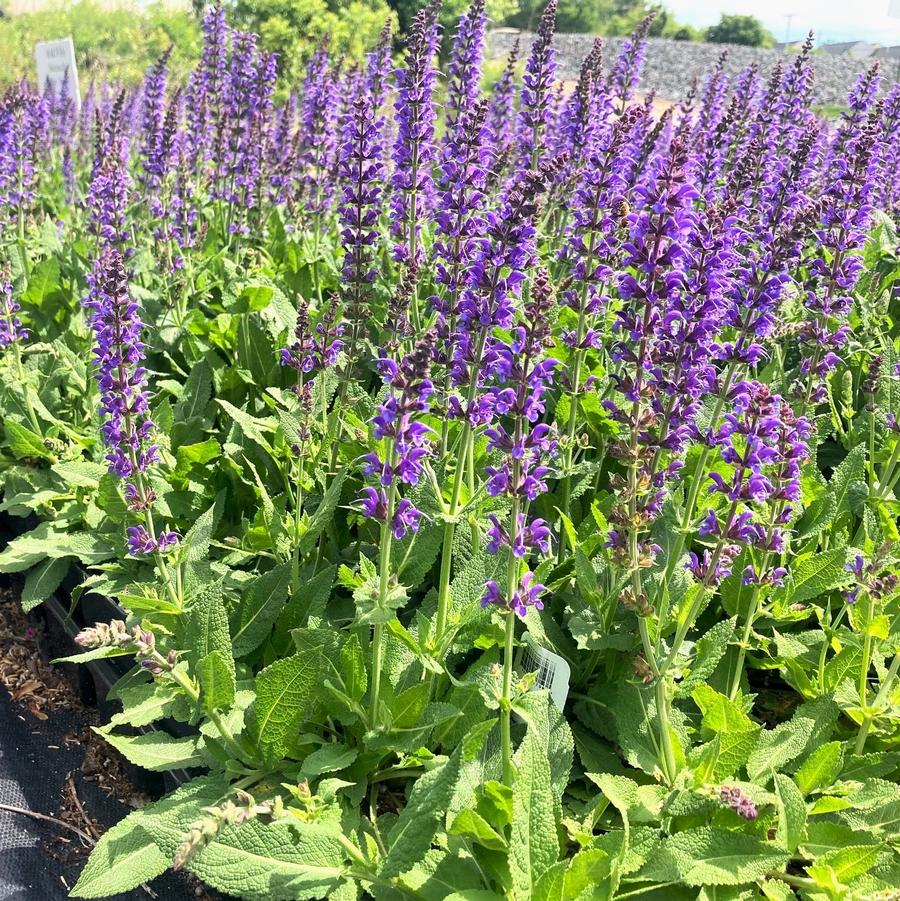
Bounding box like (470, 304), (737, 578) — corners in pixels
(35, 36), (80, 109)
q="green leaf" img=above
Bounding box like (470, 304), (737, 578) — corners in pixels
(106, 681), (184, 729)
(773, 774), (806, 853)
(276, 565), (336, 634)
(692, 684), (755, 734)
(21, 556), (69, 611)
(341, 633), (366, 703)
(795, 742), (844, 796)
(250, 651), (321, 765)
(23, 256), (61, 304)
(678, 618), (736, 697)
(232, 562), (292, 657)
(184, 581), (234, 682)
(449, 808), (507, 851)
(691, 729), (760, 783)
(392, 682), (430, 730)
(173, 357), (213, 421)
(806, 845), (878, 886)
(299, 470), (348, 554)
(299, 744), (358, 778)
(96, 730), (205, 771)
(52, 460), (107, 488)
(0, 524), (115, 573)
(72, 776), (228, 897)
(775, 549), (848, 605)
(217, 399), (275, 453)
(829, 443), (866, 518)
(640, 827), (790, 887)
(181, 493), (224, 564)
(198, 650), (237, 712)
(237, 314), (277, 385)
(186, 819), (345, 900)
(381, 745), (463, 879)
(4, 420), (53, 460)
(747, 697), (839, 781)
(70, 823), (168, 898)
(53, 646), (134, 664)
(509, 731), (560, 898)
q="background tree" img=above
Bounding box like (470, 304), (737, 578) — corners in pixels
(705, 13), (775, 48)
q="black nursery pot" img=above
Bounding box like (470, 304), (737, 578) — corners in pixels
(1, 511), (194, 793)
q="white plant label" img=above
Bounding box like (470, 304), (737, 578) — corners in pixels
(521, 633), (571, 711)
(35, 36), (80, 109)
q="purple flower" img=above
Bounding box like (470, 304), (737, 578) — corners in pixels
(720, 785), (758, 820)
(445, 0), (487, 133)
(516, 0), (557, 170)
(126, 525), (179, 556)
(391, 0), (441, 268)
(487, 40), (519, 160)
(359, 332), (436, 538)
(140, 47), (173, 191)
(337, 91), (384, 358)
(83, 247), (159, 487)
(0, 268), (27, 346)
(608, 14), (652, 113)
(480, 571), (547, 619)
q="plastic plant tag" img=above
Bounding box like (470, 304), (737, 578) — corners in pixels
(520, 633), (570, 711)
(35, 36), (80, 109)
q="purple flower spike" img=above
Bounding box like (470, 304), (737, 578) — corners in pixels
(720, 785), (758, 820)
(391, 0), (441, 268)
(83, 247), (159, 488)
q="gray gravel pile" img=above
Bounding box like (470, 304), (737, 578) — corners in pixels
(487, 30), (897, 107)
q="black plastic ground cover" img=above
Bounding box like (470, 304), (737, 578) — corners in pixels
(0, 680), (197, 901)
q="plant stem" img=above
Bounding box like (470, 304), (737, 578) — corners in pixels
(500, 607), (516, 787)
(855, 649), (900, 755)
(162, 656), (248, 763)
(10, 340), (41, 433)
(433, 332), (488, 651)
(369, 482), (397, 730)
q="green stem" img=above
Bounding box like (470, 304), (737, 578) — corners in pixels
(500, 608), (516, 787)
(660, 361), (738, 600)
(433, 332), (488, 650)
(163, 657), (248, 763)
(654, 675), (677, 785)
(10, 341), (41, 433)
(875, 435), (900, 499)
(368, 482), (397, 730)
(817, 603), (847, 692)
(855, 649), (900, 755)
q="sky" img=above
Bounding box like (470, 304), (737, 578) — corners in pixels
(664, 0), (900, 46)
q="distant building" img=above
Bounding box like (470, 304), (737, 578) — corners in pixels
(820, 40), (880, 59)
(775, 40), (806, 53)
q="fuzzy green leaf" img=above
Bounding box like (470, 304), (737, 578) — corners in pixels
(776, 550), (848, 605)
(185, 819), (345, 900)
(70, 822), (168, 898)
(232, 562), (292, 657)
(381, 746), (463, 879)
(198, 650), (237, 712)
(640, 827), (790, 886)
(250, 651), (321, 764)
(21, 556), (70, 610)
(184, 581), (234, 679)
(773, 774), (806, 853)
(96, 729), (205, 771)
(509, 731), (560, 898)
(795, 741), (844, 796)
